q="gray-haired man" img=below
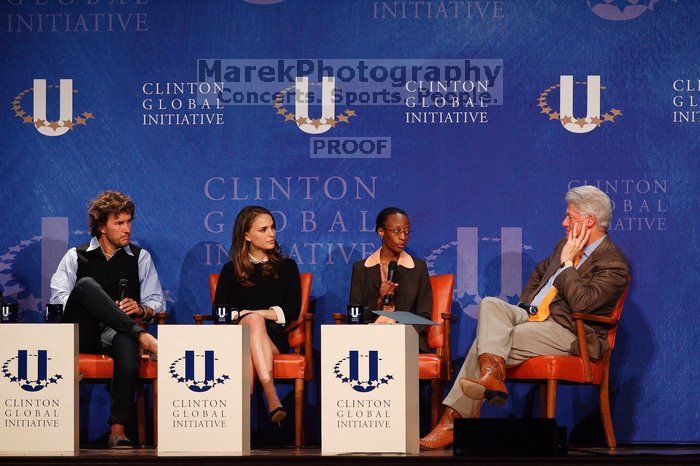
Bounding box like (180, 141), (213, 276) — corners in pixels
(420, 186), (629, 450)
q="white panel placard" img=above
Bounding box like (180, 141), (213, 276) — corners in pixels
(0, 323), (78, 452)
(158, 325), (250, 453)
(321, 325), (418, 454)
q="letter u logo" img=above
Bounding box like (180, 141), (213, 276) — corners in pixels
(18, 350), (48, 392)
(33, 79), (73, 137)
(348, 350), (378, 393)
(559, 75), (600, 134)
(294, 76), (335, 135)
(349, 307), (360, 319)
(457, 227), (523, 318)
(1, 308), (8, 318)
(185, 350), (215, 393)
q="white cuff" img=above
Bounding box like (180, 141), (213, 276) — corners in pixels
(271, 306), (285, 325)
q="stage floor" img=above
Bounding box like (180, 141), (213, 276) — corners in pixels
(1, 446), (699, 465)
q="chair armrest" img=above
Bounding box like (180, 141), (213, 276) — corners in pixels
(285, 313), (315, 333)
(571, 312), (617, 325)
(304, 314), (314, 380)
(193, 314), (212, 325)
(331, 313), (346, 325)
(440, 312), (456, 381)
(286, 320), (302, 332)
(573, 316), (594, 383)
(154, 312), (167, 325)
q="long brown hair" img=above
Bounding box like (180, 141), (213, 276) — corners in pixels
(230, 206), (284, 287)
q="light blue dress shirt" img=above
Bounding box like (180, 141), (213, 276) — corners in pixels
(50, 237), (165, 315)
(530, 235), (607, 307)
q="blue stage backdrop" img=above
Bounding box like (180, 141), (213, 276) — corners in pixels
(1, 0), (698, 445)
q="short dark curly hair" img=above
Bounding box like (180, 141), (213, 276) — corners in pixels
(87, 191), (135, 237)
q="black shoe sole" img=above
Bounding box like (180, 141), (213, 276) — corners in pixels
(269, 407), (287, 424)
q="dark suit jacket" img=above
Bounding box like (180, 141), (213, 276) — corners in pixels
(520, 236), (629, 360)
(349, 256), (433, 352)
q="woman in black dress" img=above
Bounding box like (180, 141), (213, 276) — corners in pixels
(213, 206), (301, 423)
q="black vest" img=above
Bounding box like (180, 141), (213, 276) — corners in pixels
(75, 242), (141, 302)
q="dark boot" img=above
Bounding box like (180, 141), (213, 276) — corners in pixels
(419, 407), (461, 450)
(458, 353), (508, 406)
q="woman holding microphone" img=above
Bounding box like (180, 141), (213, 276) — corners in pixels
(349, 207), (433, 352)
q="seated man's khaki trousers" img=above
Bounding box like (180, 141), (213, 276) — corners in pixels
(443, 297), (577, 417)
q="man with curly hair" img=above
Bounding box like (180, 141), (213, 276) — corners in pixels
(50, 191), (164, 448)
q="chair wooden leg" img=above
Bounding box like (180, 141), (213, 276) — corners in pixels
(599, 378), (616, 448)
(136, 383), (146, 446)
(294, 378), (304, 448)
(430, 379), (443, 428)
(545, 380), (557, 418)
(153, 379), (158, 447)
(539, 383), (548, 418)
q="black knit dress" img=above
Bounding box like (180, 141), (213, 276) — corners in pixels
(213, 258), (301, 354)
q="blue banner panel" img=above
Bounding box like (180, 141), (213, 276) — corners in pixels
(1, 0), (698, 444)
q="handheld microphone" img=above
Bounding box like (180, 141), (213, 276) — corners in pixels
(382, 261), (398, 306)
(119, 279), (128, 302)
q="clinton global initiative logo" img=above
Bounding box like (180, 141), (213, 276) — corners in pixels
(587, 0), (663, 21)
(273, 77), (357, 135)
(169, 350), (230, 393)
(12, 79), (94, 137)
(2, 350), (63, 392)
(426, 228), (530, 319)
(272, 77), (390, 159)
(333, 350), (394, 393)
(538, 75), (622, 134)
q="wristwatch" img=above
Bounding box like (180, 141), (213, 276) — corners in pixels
(138, 304), (147, 319)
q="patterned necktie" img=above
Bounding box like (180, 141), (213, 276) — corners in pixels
(529, 254), (581, 322)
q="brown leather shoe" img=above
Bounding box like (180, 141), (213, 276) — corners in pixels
(419, 407), (461, 450)
(458, 353), (508, 406)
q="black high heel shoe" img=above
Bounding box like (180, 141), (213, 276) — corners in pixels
(269, 406), (287, 426)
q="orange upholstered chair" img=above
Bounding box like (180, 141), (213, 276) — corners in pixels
(333, 274), (456, 428)
(193, 272), (314, 447)
(78, 313), (166, 446)
(420, 274), (456, 427)
(506, 278), (631, 448)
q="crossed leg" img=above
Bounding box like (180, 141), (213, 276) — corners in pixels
(63, 277), (158, 446)
(239, 313), (281, 412)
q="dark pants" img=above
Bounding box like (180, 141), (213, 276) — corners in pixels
(63, 277), (144, 426)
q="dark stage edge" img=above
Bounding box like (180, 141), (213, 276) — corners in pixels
(1, 446), (699, 466)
